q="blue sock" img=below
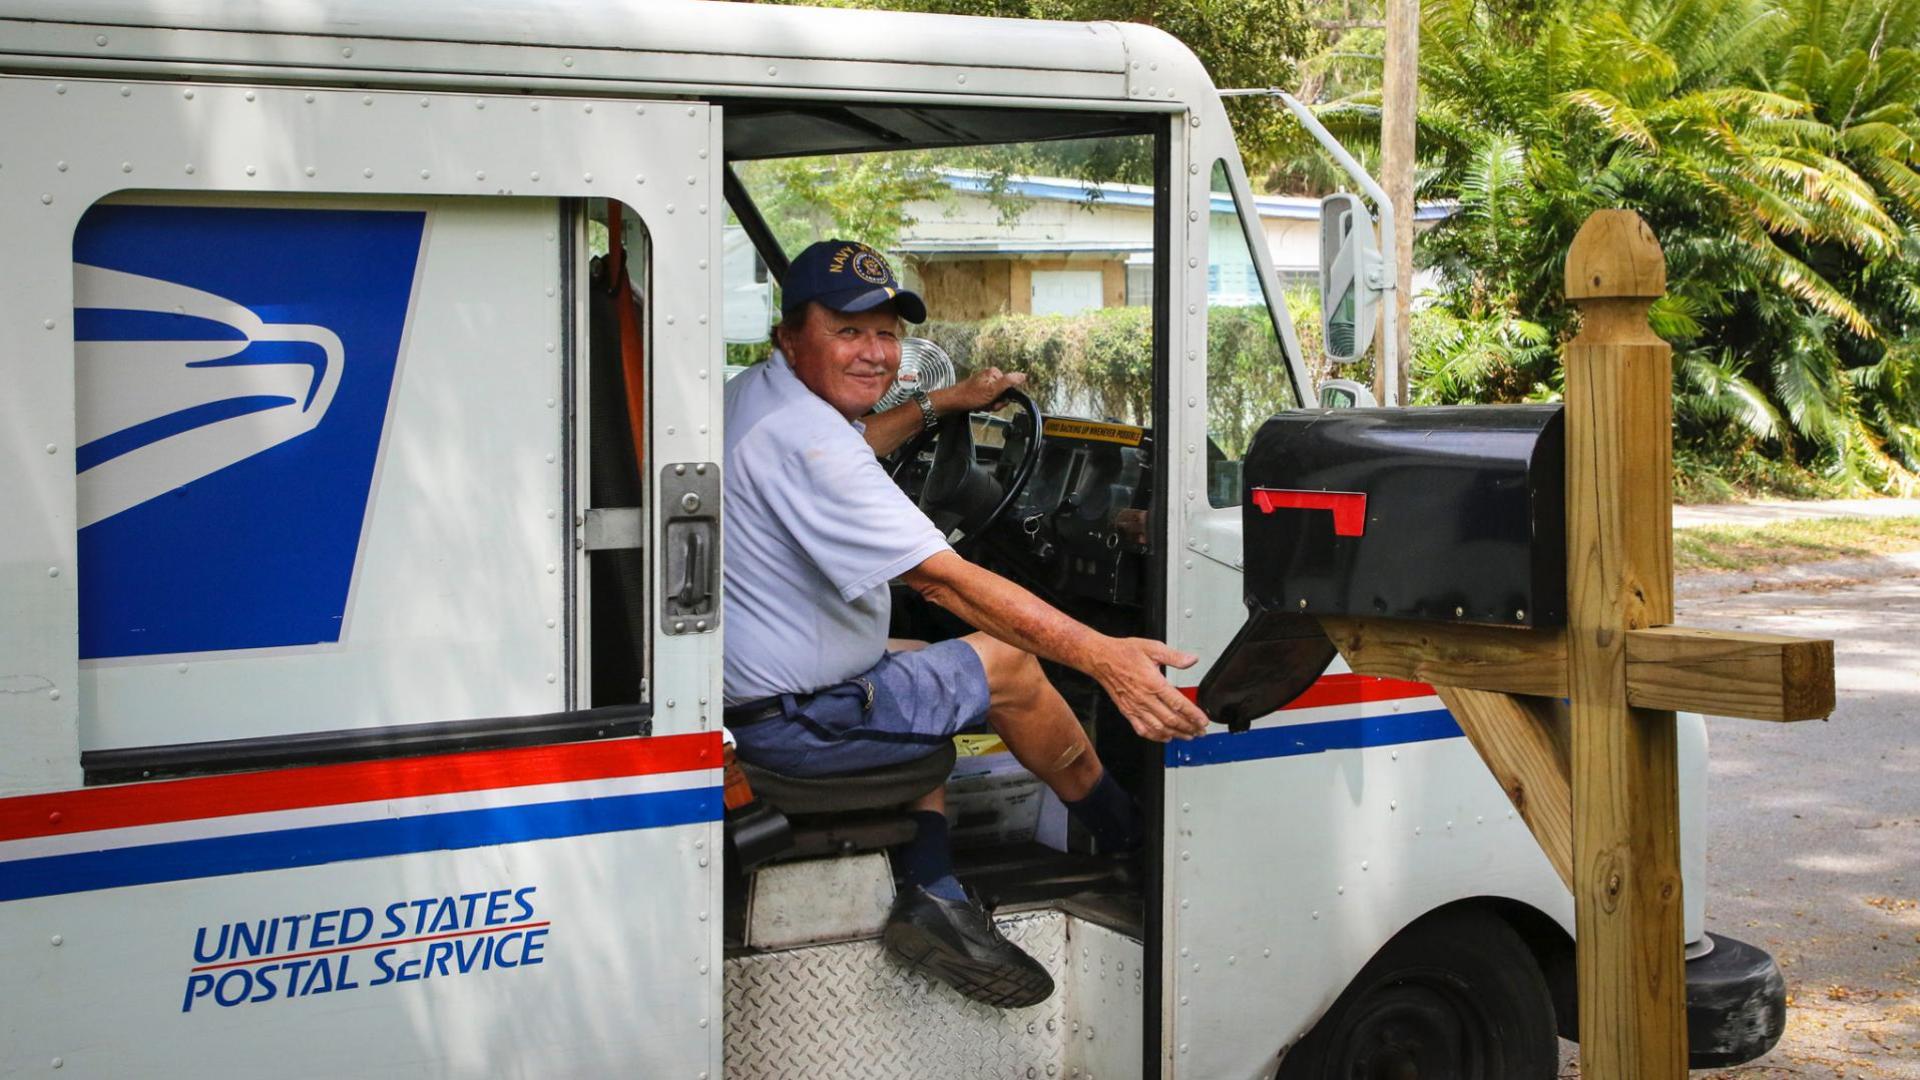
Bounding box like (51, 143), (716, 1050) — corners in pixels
(1064, 770), (1142, 853)
(899, 810), (965, 901)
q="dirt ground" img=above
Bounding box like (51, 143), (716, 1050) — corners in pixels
(1559, 552), (1920, 1077)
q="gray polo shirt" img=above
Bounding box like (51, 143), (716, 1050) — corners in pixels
(721, 354), (949, 705)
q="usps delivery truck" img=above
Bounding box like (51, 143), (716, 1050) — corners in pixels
(0, 2), (1784, 1076)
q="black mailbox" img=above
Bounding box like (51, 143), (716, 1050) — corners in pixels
(1240, 405), (1567, 627)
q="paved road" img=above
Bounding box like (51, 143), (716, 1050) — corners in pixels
(1675, 498), (1920, 529)
(1560, 551), (1920, 1076)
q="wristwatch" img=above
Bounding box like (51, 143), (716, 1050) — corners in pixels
(910, 388), (939, 432)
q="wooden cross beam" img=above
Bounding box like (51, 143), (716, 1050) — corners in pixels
(1314, 210), (1835, 1078)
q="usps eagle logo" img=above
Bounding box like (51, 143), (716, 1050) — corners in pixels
(73, 203), (424, 659)
(73, 265), (345, 528)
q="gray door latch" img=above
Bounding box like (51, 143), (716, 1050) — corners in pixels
(662, 462), (719, 635)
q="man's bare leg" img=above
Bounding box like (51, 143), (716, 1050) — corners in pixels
(961, 632), (1104, 802)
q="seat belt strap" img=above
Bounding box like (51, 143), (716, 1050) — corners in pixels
(605, 202), (647, 475)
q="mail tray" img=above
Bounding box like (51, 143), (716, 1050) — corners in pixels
(1239, 405), (1566, 627)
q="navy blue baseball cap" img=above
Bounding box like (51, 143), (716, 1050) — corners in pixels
(781, 239), (927, 324)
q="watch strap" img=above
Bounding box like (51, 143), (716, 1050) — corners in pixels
(910, 389), (939, 432)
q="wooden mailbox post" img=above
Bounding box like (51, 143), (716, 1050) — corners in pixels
(1317, 210), (1836, 1077)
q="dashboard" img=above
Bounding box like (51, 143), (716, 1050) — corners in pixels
(983, 416), (1156, 610)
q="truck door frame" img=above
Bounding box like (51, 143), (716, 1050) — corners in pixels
(0, 73), (727, 1077)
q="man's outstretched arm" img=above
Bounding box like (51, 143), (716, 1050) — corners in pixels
(899, 550), (1209, 742)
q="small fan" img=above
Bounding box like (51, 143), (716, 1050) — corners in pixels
(875, 336), (959, 413)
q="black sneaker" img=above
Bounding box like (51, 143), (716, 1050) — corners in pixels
(882, 885), (1055, 1008)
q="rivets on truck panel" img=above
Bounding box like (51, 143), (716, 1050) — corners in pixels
(634, 173), (647, 185)
(244, 165), (257, 176)
(561, 56), (574, 68)
(342, 46), (355, 59)
(529, 171), (541, 182)
(304, 94), (315, 104)
(119, 86), (131, 97)
(183, 89), (194, 100)
(120, 162), (132, 173)
(44, 443), (57, 455)
(40, 193), (52, 205)
(48, 689), (59, 701)
(50, 934), (62, 945)
(1311, 910), (1320, 920)
(545, 673), (556, 684)
(47, 566), (59, 578)
(362, 168), (374, 178)
(53, 83), (65, 94)
(305, 166), (316, 177)
(244, 91), (255, 102)
(94, 34), (108, 46)
(362, 95), (373, 106)
(184, 164), (196, 175)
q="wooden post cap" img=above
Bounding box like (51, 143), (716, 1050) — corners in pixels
(1565, 209), (1666, 301)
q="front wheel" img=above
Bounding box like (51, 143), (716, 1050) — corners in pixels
(1277, 906), (1557, 1080)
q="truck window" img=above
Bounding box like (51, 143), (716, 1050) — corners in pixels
(72, 193), (626, 771)
(729, 135), (1157, 432)
(1204, 159), (1298, 507)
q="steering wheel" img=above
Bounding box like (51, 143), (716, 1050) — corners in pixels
(889, 388), (1045, 547)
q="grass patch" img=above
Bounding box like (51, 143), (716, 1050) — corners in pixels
(1674, 516), (1920, 572)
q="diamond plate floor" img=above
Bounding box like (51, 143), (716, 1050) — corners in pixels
(725, 910), (1075, 1079)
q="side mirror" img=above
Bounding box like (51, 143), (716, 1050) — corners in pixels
(1317, 378), (1378, 409)
(1318, 192), (1383, 364)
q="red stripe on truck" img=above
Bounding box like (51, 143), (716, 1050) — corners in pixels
(0, 731), (720, 843)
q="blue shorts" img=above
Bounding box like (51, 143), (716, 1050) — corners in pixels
(729, 639), (992, 777)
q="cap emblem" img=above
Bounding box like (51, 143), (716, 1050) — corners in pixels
(850, 249), (891, 285)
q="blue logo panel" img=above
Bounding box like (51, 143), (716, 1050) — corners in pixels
(74, 204), (427, 659)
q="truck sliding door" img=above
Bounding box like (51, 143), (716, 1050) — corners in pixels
(0, 78), (724, 1078)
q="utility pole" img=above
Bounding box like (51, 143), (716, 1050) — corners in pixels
(1378, 0), (1418, 405)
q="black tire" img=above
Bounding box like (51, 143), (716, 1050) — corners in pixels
(1277, 906), (1558, 1080)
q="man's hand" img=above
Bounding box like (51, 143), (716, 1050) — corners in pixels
(933, 366), (1028, 415)
(1086, 637), (1209, 743)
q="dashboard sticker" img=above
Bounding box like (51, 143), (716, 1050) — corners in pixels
(1042, 418), (1144, 446)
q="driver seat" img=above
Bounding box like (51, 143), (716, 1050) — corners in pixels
(739, 743), (957, 860)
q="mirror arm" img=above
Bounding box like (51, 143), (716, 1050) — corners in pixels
(1223, 89), (1399, 404)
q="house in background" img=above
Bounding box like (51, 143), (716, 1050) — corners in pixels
(897, 170), (1450, 323)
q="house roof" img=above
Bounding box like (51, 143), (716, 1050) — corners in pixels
(937, 169), (1454, 222)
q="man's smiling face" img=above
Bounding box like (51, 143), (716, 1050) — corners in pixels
(777, 302), (903, 420)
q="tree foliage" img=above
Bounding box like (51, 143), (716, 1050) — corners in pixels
(1320, 0), (1920, 492)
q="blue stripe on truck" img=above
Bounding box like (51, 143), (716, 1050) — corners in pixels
(1167, 708), (1463, 767)
(0, 786), (720, 903)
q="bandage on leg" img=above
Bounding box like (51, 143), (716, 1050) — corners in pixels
(1047, 741), (1087, 774)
